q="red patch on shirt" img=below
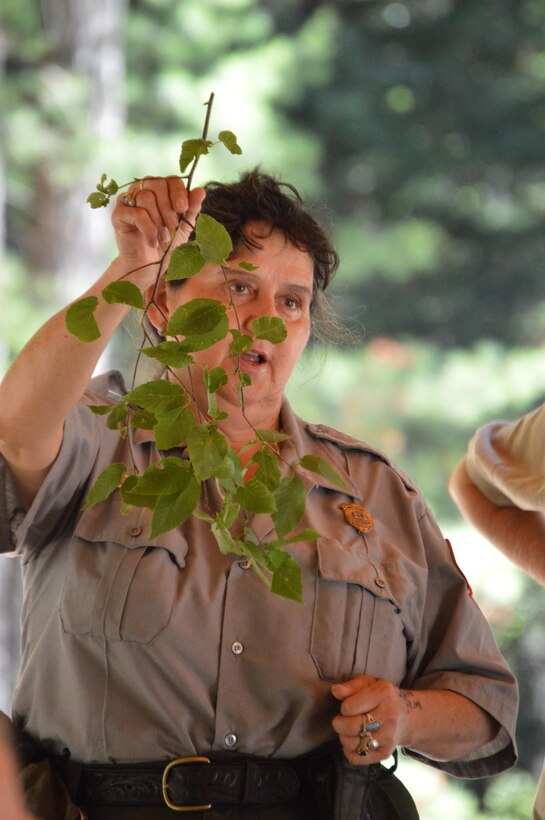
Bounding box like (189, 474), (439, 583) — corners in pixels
(446, 539), (473, 597)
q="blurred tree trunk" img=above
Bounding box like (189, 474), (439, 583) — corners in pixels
(0, 0), (129, 712)
(0, 20), (21, 715)
(32, 0), (129, 301)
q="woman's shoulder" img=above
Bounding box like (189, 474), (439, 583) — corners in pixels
(83, 370), (128, 405)
(283, 402), (421, 500)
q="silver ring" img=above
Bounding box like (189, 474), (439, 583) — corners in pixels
(121, 195), (137, 208)
(368, 738), (380, 751)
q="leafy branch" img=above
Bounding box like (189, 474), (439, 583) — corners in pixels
(66, 93), (345, 602)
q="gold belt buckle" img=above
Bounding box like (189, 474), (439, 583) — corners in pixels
(162, 756), (212, 812)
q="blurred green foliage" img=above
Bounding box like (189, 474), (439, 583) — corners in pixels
(2, 0), (545, 816)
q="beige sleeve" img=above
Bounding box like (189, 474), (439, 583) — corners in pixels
(466, 402), (545, 512)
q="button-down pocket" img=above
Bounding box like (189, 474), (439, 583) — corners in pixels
(310, 538), (407, 682)
(60, 502), (188, 645)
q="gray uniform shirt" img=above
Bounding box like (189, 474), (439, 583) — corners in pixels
(1, 372), (517, 777)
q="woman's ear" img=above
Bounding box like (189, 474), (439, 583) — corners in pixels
(145, 277), (170, 335)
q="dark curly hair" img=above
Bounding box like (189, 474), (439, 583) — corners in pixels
(170, 169), (342, 339)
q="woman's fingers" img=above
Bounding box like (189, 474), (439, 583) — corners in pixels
(331, 675), (400, 765)
(170, 186), (206, 250)
(112, 176), (205, 261)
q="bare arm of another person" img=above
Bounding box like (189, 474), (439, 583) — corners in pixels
(449, 458), (545, 586)
(332, 674), (499, 767)
(0, 179), (204, 508)
(0, 732), (36, 820)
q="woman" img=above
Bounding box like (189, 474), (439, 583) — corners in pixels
(0, 171), (517, 819)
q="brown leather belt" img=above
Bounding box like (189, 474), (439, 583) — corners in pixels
(52, 745), (351, 812)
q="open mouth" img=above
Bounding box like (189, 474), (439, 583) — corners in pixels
(240, 350), (267, 366)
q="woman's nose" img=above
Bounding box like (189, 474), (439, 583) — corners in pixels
(240, 292), (278, 331)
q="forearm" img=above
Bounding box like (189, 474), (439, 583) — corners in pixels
(397, 688), (499, 761)
(450, 458), (545, 585)
(0, 258), (132, 469)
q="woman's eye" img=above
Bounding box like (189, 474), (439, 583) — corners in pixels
(230, 282), (248, 295)
(284, 298), (300, 311)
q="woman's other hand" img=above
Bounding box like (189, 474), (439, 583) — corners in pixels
(331, 674), (499, 766)
(331, 675), (408, 766)
(111, 176), (206, 286)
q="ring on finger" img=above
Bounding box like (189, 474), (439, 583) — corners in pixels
(121, 195), (137, 208)
(364, 713), (382, 733)
(355, 735), (370, 756)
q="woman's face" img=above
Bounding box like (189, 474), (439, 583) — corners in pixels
(163, 222), (314, 421)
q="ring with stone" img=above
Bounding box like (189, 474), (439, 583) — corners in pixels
(364, 713), (382, 733)
(121, 195), (137, 208)
(356, 735), (370, 756)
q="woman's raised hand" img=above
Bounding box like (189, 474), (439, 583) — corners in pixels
(111, 176), (206, 287)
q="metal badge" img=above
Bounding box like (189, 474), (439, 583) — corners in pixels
(340, 502), (374, 534)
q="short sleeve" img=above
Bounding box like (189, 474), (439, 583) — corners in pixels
(466, 402), (545, 512)
(0, 457), (25, 554)
(402, 510), (518, 778)
(9, 401), (104, 555)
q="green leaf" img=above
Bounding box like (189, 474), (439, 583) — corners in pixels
(265, 528), (320, 549)
(179, 138), (213, 173)
(167, 298), (229, 351)
(97, 174), (119, 195)
(215, 448), (243, 490)
(106, 403), (129, 430)
(238, 261), (258, 272)
(250, 447), (281, 491)
(238, 372), (252, 404)
(150, 464), (201, 538)
(65, 296), (100, 342)
(187, 424), (228, 481)
(154, 406), (194, 450)
(267, 550), (303, 602)
(252, 316), (288, 344)
(87, 191), (109, 209)
(203, 366), (228, 420)
(140, 342), (194, 369)
(129, 409), (157, 430)
(255, 429), (291, 444)
(229, 330), (253, 357)
(125, 380), (186, 413)
(131, 457), (189, 496)
(195, 213), (233, 264)
(193, 508), (214, 523)
(272, 473), (305, 538)
(215, 495), (240, 530)
(102, 280), (144, 309)
(211, 523), (246, 557)
(166, 244), (206, 281)
(218, 130), (242, 155)
(236, 479), (277, 514)
(204, 366), (228, 394)
(298, 455), (347, 490)
(88, 404), (113, 416)
(83, 462), (126, 509)
(120, 474), (157, 511)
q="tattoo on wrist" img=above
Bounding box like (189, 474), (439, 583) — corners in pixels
(399, 690), (423, 712)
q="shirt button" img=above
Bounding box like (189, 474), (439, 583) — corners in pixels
(238, 560), (251, 570)
(129, 526), (142, 537)
(374, 578), (386, 589)
(231, 641), (244, 655)
(224, 733), (237, 748)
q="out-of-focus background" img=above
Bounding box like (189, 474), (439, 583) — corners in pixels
(1, 0), (545, 816)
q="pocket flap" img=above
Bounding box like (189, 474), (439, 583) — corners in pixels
(74, 496), (188, 568)
(316, 537), (401, 609)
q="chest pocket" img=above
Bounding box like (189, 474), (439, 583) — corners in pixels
(310, 538), (408, 683)
(59, 501), (188, 645)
